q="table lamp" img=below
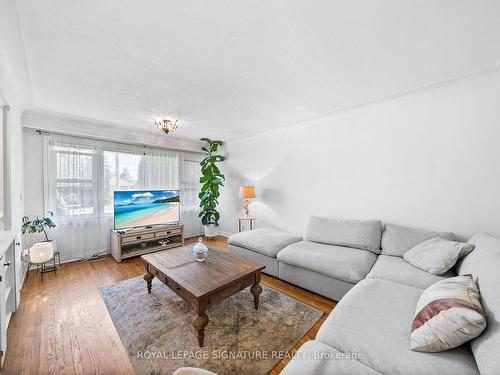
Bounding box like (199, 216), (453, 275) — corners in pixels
(239, 185), (256, 217)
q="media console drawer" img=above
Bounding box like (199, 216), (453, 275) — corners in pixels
(155, 228), (182, 237)
(122, 232), (155, 244)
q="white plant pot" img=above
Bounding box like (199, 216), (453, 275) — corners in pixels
(45, 239), (57, 252)
(204, 224), (219, 238)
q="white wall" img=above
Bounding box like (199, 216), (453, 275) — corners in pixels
(22, 129), (43, 217)
(219, 69), (500, 241)
(0, 0), (35, 297)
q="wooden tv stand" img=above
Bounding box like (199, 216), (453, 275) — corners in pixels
(110, 224), (184, 262)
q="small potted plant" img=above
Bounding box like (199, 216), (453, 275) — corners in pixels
(199, 138), (225, 237)
(22, 211), (57, 248)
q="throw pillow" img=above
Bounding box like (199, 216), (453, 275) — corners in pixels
(404, 237), (475, 275)
(411, 274), (487, 352)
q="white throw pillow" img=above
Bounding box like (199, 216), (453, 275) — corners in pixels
(411, 274), (487, 352)
(403, 237), (475, 275)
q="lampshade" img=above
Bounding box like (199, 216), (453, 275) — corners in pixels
(29, 242), (54, 263)
(239, 185), (256, 199)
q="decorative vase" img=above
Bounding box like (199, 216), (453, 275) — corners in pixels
(192, 238), (208, 262)
(204, 223), (219, 238)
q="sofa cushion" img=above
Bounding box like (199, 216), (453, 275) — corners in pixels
(304, 216), (382, 253)
(228, 244), (279, 277)
(381, 224), (456, 257)
(280, 340), (381, 375)
(366, 255), (454, 289)
(279, 263), (355, 301)
(404, 238), (475, 275)
(277, 241), (377, 284)
(316, 279), (479, 375)
(227, 228), (301, 258)
(456, 233), (500, 375)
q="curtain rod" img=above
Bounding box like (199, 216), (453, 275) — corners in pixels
(34, 129), (204, 155)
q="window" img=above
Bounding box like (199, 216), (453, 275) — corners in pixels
(103, 150), (143, 213)
(143, 150), (179, 190)
(44, 135), (200, 221)
(181, 155), (202, 211)
(46, 140), (98, 217)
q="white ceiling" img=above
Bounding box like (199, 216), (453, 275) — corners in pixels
(16, 0), (500, 141)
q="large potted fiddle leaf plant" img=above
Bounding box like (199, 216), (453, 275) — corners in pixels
(199, 138), (225, 237)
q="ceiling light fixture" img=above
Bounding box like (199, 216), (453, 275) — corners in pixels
(154, 117), (178, 135)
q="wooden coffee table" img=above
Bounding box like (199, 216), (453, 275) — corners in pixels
(141, 245), (265, 347)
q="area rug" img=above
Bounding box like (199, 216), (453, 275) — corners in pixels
(100, 276), (322, 375)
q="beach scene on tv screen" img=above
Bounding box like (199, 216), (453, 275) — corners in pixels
(114, 190), (180, 229)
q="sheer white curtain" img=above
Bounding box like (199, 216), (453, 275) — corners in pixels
(43, 134), (203, 260)
(143, 148), (179, 190)
(44, 136), (110, 260)
(180, 153), (203, 236)
(102, 145), (144, 213)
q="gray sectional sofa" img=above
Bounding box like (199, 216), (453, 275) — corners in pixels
(228, 217), (500, 375)
(229, 216), (457, 301)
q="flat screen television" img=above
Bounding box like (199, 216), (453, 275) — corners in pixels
(113, 190), (180, 230)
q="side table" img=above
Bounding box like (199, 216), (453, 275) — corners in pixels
(238, 216), (255, 232)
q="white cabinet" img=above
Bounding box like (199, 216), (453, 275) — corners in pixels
(0, 231), (16, 364)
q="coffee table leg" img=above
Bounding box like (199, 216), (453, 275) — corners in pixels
(143, 271), (154, 293)
(251, 282), (262, 310)
(193, 312), (209, 347)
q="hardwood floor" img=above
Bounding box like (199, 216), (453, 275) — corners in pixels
(3, 236), (336, 375)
